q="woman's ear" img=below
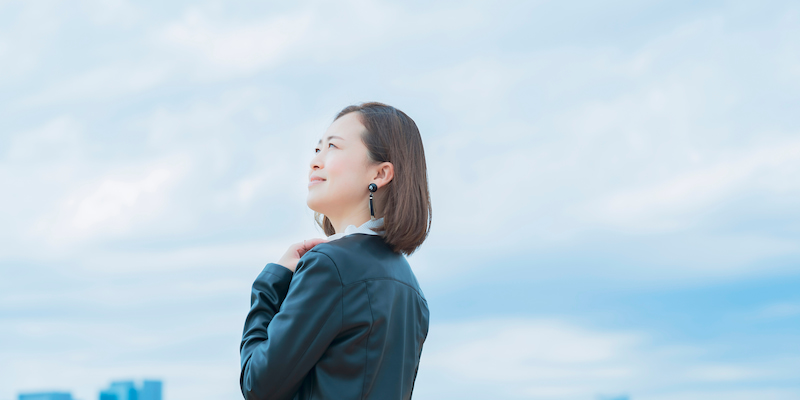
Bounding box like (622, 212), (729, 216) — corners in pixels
(372, 162), (394, 189)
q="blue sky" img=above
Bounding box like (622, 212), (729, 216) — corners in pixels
(1, 1), (799, 399)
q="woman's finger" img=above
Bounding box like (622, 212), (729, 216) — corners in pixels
(297, 238), (328, 257)
(299, 237), (328, 252)
(308, 237), (329, 247)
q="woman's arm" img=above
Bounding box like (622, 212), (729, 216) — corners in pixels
(240, 250), (343, 400)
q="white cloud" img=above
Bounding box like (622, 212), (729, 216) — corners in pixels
(575, 138), (800, 233)
(419, 317), (641, 398)
(30, 162), (187, 245)
(403, 9), (800, 267)
(20, 63), (171, 107)
(414, 317), (800, 400)
(403, 58), (527, 124)
(161, 8), (313, 73)
(156, 0), (486, 77)
(79, 0), (141, 27)
(6, 115), (84, 161)
(71, 168), (173, 230)
(79, 240), (287, 274)
(0, 2), (63, 84)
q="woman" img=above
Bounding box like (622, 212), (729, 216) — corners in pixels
(240, 102), (432, 400)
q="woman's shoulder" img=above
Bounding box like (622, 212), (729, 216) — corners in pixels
(313, 234), (396, 259)
(306, 234), (421, 290)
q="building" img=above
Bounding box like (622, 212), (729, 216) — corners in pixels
(139, 380), (162, 400)
(18, 393), (72, 400)
(100, 381), (137, 400)
(98, 380), (161, 400)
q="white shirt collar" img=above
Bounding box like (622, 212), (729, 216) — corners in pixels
(326, 217), (385, 242)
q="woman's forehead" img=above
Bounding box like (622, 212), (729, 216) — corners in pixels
(322, 113), (366, 141)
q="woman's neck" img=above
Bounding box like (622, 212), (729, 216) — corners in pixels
(330, 213), (371, 235)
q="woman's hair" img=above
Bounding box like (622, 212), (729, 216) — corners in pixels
(314, 102), (432, 256)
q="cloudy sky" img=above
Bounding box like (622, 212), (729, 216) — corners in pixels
(1, 0), (799, 399)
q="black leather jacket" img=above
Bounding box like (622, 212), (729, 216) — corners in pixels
(240, 233), (430, 400)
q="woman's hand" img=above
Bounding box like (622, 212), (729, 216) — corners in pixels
(276, 238), (330, 273)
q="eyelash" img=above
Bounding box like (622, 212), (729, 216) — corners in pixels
(315, 143), (336, 153)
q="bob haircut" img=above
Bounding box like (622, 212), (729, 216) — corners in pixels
(314, 102), (432, 256)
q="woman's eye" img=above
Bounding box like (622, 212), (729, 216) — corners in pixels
(315, 143), (336, 153)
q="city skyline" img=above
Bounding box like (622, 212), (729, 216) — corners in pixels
(16, 379), (162, 400)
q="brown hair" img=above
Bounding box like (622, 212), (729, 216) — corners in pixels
(314, 102), (432, 256)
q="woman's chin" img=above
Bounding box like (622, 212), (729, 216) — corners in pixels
(306, 196), (324, 213)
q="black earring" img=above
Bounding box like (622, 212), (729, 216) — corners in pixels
(368, 183), (378, 219)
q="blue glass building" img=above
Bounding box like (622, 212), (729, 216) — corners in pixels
(98, 380), (161, 400)
(100, 381), (137, 400)
(139, 380), (162, 400)
(18, 393), (72, 400)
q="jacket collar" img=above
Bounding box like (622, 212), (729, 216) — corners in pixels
(327, 217), (385, 242)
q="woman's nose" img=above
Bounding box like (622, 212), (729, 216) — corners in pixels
(310, 152), (323, 170)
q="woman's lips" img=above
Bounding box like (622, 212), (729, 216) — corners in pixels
(308, 179), (326, 187)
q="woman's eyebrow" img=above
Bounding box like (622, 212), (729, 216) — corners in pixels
(318, 135), (344, 145)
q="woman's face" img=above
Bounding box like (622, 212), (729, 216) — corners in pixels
(307, 112), (374, 220)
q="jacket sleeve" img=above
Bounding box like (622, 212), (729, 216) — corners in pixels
(240, 249), (344, 400)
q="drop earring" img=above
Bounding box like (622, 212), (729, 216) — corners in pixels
(368, 183), (377, 220)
